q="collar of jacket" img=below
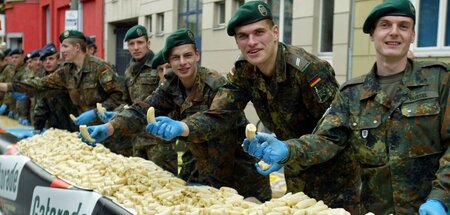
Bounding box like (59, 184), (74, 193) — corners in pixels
(360, 59), (427, 100)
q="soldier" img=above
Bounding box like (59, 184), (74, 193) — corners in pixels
(145, 1), (359, 211)
(3, 49), (12, 65)
(80, 28), (272, 202)
(15, 49), (44, 126)
(244, 0), (449, 214)
(0, 51), (16, 116)
(7, 48), (26, 119)
(151, 50), (170, 84)
(0, 30), (125, 127)
(96, 25), (177, 167)
(32, 43), (78, 133)
(86, 36), (98, 57)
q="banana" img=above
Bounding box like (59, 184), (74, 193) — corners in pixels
(245, 123), (272, 171)
(69, 114), (76, 122)
(147, 107), (156, 123)
(97, 103), (107, 116)
(79, 125), (96, 143)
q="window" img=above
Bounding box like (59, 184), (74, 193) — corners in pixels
(156, 13), (164, 36)
(233, 0), (245, 12)
(411, 0), (450, 56)
(178, 0), (202, 53)
(145, 15), (153, 37)
(45, 6), (51, 44)
(267, 0), (293, 44)
(319, 0), (334, 53)
(214, 1), (226, 27)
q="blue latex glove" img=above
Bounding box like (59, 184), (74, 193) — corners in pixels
(98, 111), (116, 123)
(78, 124), (110, 147)
(7, 111), (14, 118)
(20, 119), (31, 126)
(12, 92), (29, 101)
(74, 109), (97, 125)
(419, 199), (447, 215)
(0, 104), (7, 115)
(242, 133), (289, 164)
(255, 162), (284, 176)
(146, 116), (185, 141)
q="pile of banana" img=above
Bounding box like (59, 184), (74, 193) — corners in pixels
(18, 129), (350, 215)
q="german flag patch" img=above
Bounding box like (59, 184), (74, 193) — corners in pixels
(309, 75), (321, 87)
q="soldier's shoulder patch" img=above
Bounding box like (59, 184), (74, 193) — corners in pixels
(340, 75), (366, 90)
(286, 52), (310, 72)
(420, 61), (449, 71)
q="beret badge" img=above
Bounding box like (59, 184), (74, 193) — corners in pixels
(188, 31), (195, 41)
(136, 28), (143, 36)
(258, 4), (268, 16)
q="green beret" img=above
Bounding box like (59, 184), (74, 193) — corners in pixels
(9, 48), (23, 56)
(227, 1), (272, 36)
(162, 28), (196, 61)
(59, 30), (86, 43)
(124, 25), (148, 42)
(28, 49), (41, 59)
(151, 50), (166, 69)
(363, 0), (416, 34)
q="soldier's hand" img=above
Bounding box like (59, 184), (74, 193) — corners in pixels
(19, 118), (31, 126)
(146, 116), (185, 141)
(419, 199), (447, 215)
(12, 92), (29, 101)
(243, 133), (288, 164)
(78, 124), (110, 147)
(74, 109), (97, 125)
(0, 104), (7, 115)
(255, 162), (283, 176)
(98, 111), (116, 123)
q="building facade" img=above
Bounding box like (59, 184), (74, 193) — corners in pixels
(4, 0), (104, 56)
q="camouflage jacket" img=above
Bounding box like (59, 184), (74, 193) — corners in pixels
(0, 64), (16, 110)
(10, 54), (125, 113)
(122, 50), (158, 105)
(15, 67), (46, 119)
(121, 51), (159, 147)
(179, 43), (360, 210)
(111, 67), (272, 201)
(33, 68), (78, 132)
(285, 60), (450, 214)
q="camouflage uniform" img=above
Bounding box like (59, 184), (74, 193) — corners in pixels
(114, 51), (177, 173)
(111, 67), (272, 201)
(6, 64), (27, 118)
(9, 54), (124, 118)
(15, 67), (46, 122)
(284, 60), (450, 214)
(32, 68), (78, 132)
(0, 64), (16, 113)
(181, 43), (360, 210)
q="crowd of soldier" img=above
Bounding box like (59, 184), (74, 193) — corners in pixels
(0, 0), (448, 214)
